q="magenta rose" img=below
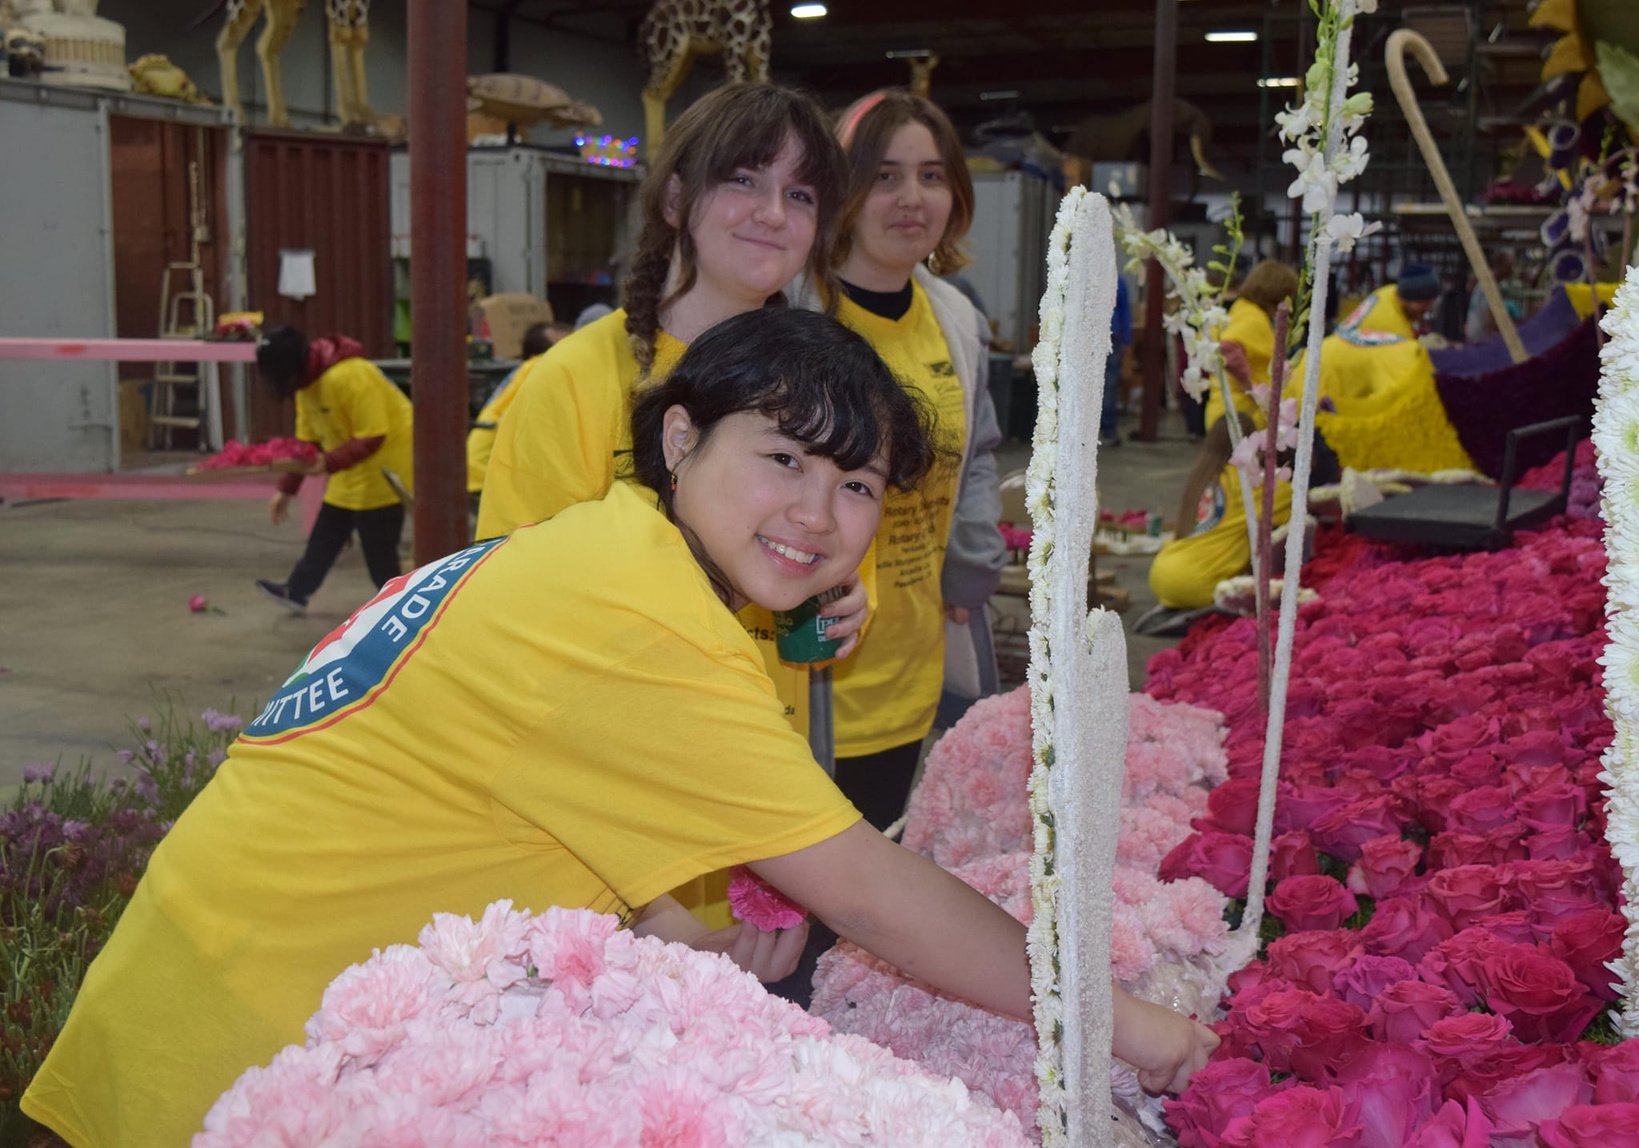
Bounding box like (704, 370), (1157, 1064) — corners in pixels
(1528, 826), (1596, 862)
(1492, 727), (1567, 768)
(1422, 864), (1509, 930)
(1334, 1044), (1440, 1148)
(1200, 777), (1262, 836)
(1470, 910), (1540, 946)
(1444, 785), (1517, 834)
(1267, 875), (1359, 933)
(1505, 858), (1607, 927)
(1445, 751), (1503, 789)
(1474, 944), (1604, 1043)
(1539, 1104), (1639, 1148)
(1159, 830), (1253, 898)
(1549, 909), (1625, 1001)
(1270, 829), (1322, 883)
(1515, 779), (1587, 832)
(1233, 987), (1317, 1073)
(1309, 795), (1401, 862)
(1331, 954), (1417, 1012)
(1395, 774), (1471, 833)
(1478, 1061), (1593, 1139)
(1346, 835), (1422, 900)
(1587, 1040), (1639, 1104)
(1286, 995), (1373, 1083)
(1366, 979), (1462, 1044)
(1274, 783), (1355, 836)
(1163, 1057), (1291, 1148)
(1264, 930), (1363, 996)
(1406, 1097), (1493, 1148)
(1219, 1084), (1362, 1148)
(1426, 826), (1529, 870)
(1361, 893), (1453, 963)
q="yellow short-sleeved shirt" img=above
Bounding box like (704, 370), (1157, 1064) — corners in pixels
(294, 357), (415, 510)
(21, 483), (859, 1147)
(1149, 461), (1294, 610)
(473, 308), (810, 745)
(465, 363), (527, 493)
(831, 285), (967, 756)
(1205, 297), (1276, 432)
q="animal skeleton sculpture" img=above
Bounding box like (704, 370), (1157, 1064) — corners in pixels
(214, 0), (372, 129)
(638, 0), (770, 156)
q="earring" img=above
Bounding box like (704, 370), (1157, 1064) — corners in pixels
(669, 471), (678, 492)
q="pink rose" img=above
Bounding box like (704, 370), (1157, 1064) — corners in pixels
(1346, 835), (1422, 900)
(1527, 826), (1596, 861)
(1538, 1104), (1639, 1148)
(1406, 1097), (1493, 1148)
(1160, 831), (1253, 898)
(188, 593), (209, 613)
(1267, 875), (1359, 933)
(1331, 954), (1417, 1012)
(1549, 909), (1625, 1001)
(1423, 865), (1508, 930)
(1270, 830), (1322, 883)
(1478, 1062), (1593, 1139)
(1426, 826), (1529, 870)
(1444, 785), (1517, 834)
(1366, 979), (1461, 1044)
(1587, 1040), (1639, 1103)
(1418, 927), (1511, 1006)
(1274, 784), (1354, 836)
(1334, 1044), (1439, 1148)
(1200, 777), (1262, 836)
(1505, 858), (1607, 927)
(1361, 894), (1453, 963)
(1219, 1084), (1362, 1148)
(1309, 795), (1401, 862)
(1286, 995), (1373, 1083)
(1395, 775), (1471, 833)
(1163, 1058), (1291, 1148)
(1234, 988), (1318, 1073)
(1471, 911), (1540, 946)
(1515, 780), (1587, 832)
(1474, 944), (1604, 1043)
(1264, 930), (1363, 995)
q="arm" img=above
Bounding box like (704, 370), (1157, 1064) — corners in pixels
(633, 893), (809, 983)
(750, 821), (1218, 1089)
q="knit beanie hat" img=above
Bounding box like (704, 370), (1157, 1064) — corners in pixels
(1396, 263), (1441, 302)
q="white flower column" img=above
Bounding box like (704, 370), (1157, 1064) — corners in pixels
(1025, 187), (1129, 1146)
(1594, 266), (1639, 1034)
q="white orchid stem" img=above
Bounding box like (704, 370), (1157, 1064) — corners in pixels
(1239, 2), (1357, 936)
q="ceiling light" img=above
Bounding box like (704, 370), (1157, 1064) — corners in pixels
(979, 89), (1021, 101)
(1258, 76), (1300, 88)
(1205, 30), (1258, 43)
(790, 3), (827, 17)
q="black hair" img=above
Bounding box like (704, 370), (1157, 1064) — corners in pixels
(256, 325), (310, 398)
(630, 309), (946, 600)
(519, 321), (556, 360)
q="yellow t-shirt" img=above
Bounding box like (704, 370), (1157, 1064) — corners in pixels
(465, 362), (528, 493)
(21, 482), (859, 1148)
(1204, 297), (1276, 432)
(1149, 461), (1293, 610)
(294, 357), (415, 510)
(474, 308), (810, 745)
(831, 285), (967, 756)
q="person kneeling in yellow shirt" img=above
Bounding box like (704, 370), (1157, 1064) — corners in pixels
(24, 309), (1216, 1147)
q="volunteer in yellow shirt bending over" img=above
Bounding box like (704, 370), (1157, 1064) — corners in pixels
(22, 309), (1219, 1146)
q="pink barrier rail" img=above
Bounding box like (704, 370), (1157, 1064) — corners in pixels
(0, 338), (258, 363)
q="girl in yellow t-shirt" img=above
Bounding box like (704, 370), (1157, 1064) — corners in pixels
(21, 307), (1223, 1145)
(252, 325), (414, 614)
(819, 90), (1007, 829)
(1204, 259), (1299, 432)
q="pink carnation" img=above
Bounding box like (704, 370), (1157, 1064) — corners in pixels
(725, 866), (808, 932)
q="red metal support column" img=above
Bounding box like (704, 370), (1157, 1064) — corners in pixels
(408, 0), (469, 564)
(1139, 0), (1178, 442)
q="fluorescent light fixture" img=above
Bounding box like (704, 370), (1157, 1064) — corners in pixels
(1205, 29), (1258, 43)
(979, 89), (1021, 101)
(1258, 76), (1300, 88)
(790, 3), (827, 17)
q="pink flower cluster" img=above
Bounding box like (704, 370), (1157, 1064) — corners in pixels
(812, 689), (1234, 1128)
(199, 901), (1029, 1146)
(725, 866), (807, 932)
(196, 437), (317, 470)
(1150, 449), (1631, 1145)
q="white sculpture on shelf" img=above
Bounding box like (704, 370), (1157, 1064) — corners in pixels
(11, 0), (130, 92)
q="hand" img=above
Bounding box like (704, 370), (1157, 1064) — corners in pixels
(944, 604), (971, 625)
(305, 456), (329, 476)
(692, 919), (810, 983)
(1219, 340), (1251, 386)
(820, 572), (870, 659)
(268, 491), (292, 525)
(1111, 988), (1220, 1096)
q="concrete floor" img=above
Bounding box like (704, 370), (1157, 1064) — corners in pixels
(0, 409), (1204, 790)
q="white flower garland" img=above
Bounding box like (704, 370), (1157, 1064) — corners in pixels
(1593, 266), (1639, 1035)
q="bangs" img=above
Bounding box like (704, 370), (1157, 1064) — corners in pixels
(756, 375), (886, 476)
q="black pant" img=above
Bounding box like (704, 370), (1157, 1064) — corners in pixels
(287, 501), (404, 601)
(833, 740), (923, 832)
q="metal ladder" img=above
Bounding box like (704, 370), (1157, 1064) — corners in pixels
(148, 159), (219, 451)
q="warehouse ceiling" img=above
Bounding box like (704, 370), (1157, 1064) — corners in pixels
(473, 0), (1556, 192)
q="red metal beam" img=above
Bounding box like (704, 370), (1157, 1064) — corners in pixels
(408, 0), (471, 565)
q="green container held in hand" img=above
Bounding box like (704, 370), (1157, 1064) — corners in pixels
(774, 587), (845, 664)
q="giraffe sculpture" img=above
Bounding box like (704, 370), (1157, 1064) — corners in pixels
(638, 0), (770, 156)
(216, 0), (373, 130)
